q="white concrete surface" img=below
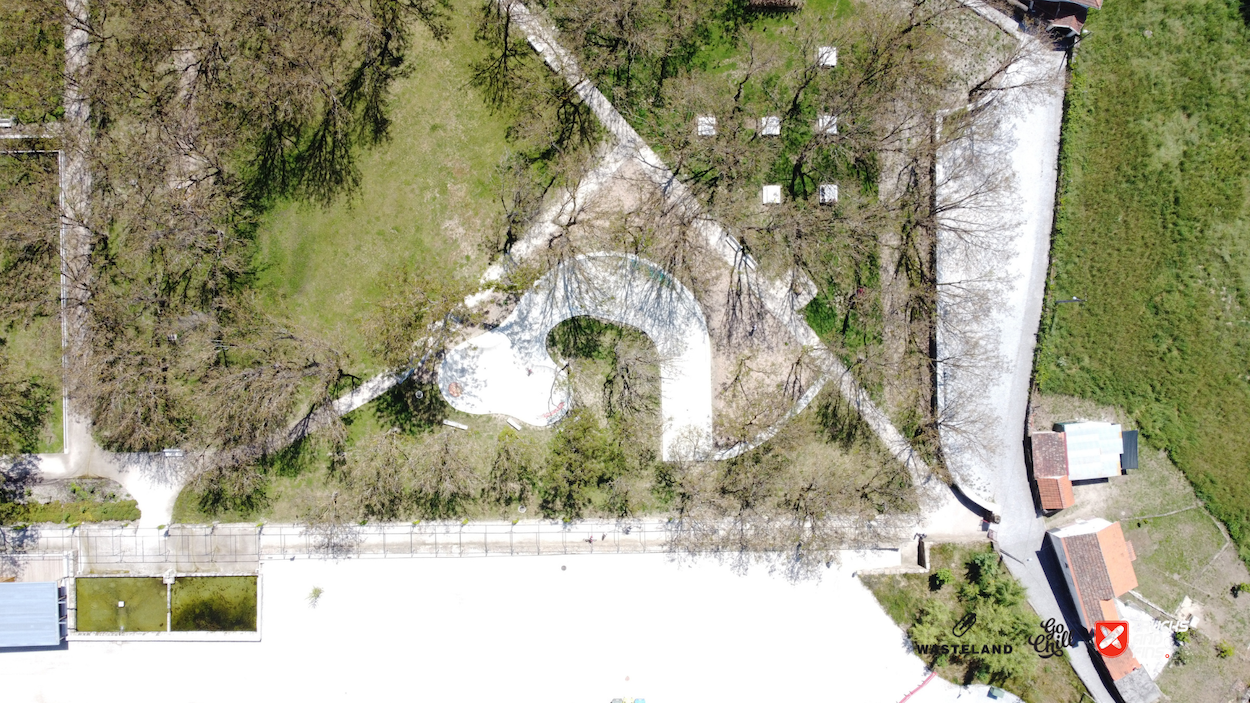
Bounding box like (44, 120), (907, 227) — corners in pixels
(1119, 601), (1175, 680)
(439, 253), (713, 460)
(8, 554), (1018, 703)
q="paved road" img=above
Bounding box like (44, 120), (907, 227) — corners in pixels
(934, 12), (1118, 701)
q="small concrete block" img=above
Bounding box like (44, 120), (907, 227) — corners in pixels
(759, 115), (781, 136)
(442, 419), (469, 430)
(762, 184), (782, 204)
(819, 184), (839, 204)
(816, 114), (838, 135)
(118, 601), (125, 608)
(817, 46), (837, 67)
(696, 115), (717, 136)
(506, 418), (523, 431)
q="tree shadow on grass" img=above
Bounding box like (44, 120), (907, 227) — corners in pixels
(371, 377), (448, 434)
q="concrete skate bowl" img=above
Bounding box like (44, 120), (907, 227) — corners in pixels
(437, 253), (713, 460)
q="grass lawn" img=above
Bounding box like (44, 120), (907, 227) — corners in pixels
(0, 152), (62, 453)
(0, 3), (63, 123)
(3, 314), (63, 453)
(1, 499), (140, 525)
(1036, 0), (1250, 565)
(75, 577), (167, 632)
(171, 576), (257, 631)
(863, 543), (1089, 703)
(251, 0), (512, 374)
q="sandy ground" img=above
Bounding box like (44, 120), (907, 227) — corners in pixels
(8, 553), (1018, 703)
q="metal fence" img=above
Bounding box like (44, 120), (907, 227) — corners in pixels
(1, 520), (682, 575)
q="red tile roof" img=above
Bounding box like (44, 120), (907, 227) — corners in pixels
(1104, 647), (1145, 681)
(1038, 476), (1076, 510)
(1097, 522), (1139, 596)
(1031, 432), (1070, 478)
(1048, 14), (1085, 32)
(1054, 521), (1140, 629)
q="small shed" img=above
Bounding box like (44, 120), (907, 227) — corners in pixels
(759, 115), (781, 136)
(761, 185), (782, 204)
(0, 582), (63, 648)
(696, 115), (717, 136)
(1120, 430), (1139, 470)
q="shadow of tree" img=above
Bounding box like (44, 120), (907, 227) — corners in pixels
(371, 377), (449, 434)
(814, 392), (870, 450)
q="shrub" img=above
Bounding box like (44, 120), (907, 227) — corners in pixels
(1215, 641), (1234, 659)
(1173, 630), (1190, 645)
(0, 499), (141, 524)
(930, 567), (954, 590)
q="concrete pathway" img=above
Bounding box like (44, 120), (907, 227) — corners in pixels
(440, 253), (714, 460)
(443, 1), (935, 485)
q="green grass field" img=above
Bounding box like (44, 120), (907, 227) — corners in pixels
(1037, 0), (1250, 565)
(171, 576), (257, 631)
(75, 577), (167, 632)
(251, 0), (512, 373)
(0, 3), (63, 123)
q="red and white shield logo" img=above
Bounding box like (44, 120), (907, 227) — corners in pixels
(1094, 620), (1129, 658)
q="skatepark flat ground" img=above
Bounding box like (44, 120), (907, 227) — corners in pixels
(8, 554), (1017, 703)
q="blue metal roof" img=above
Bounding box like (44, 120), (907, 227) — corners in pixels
(0, 581), (62, 648)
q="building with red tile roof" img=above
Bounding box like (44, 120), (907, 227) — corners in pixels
(1028, 423), (1139, 512)
(1047, 519), (1161, 703)
(1031, 431), (1075, 510)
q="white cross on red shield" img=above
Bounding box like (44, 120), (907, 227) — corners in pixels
(1094, 620), (1129, 658)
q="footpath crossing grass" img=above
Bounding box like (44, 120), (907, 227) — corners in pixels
(1037, 0), (1250, 565)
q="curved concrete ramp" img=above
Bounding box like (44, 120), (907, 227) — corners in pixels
(438, 253), (713, 460)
